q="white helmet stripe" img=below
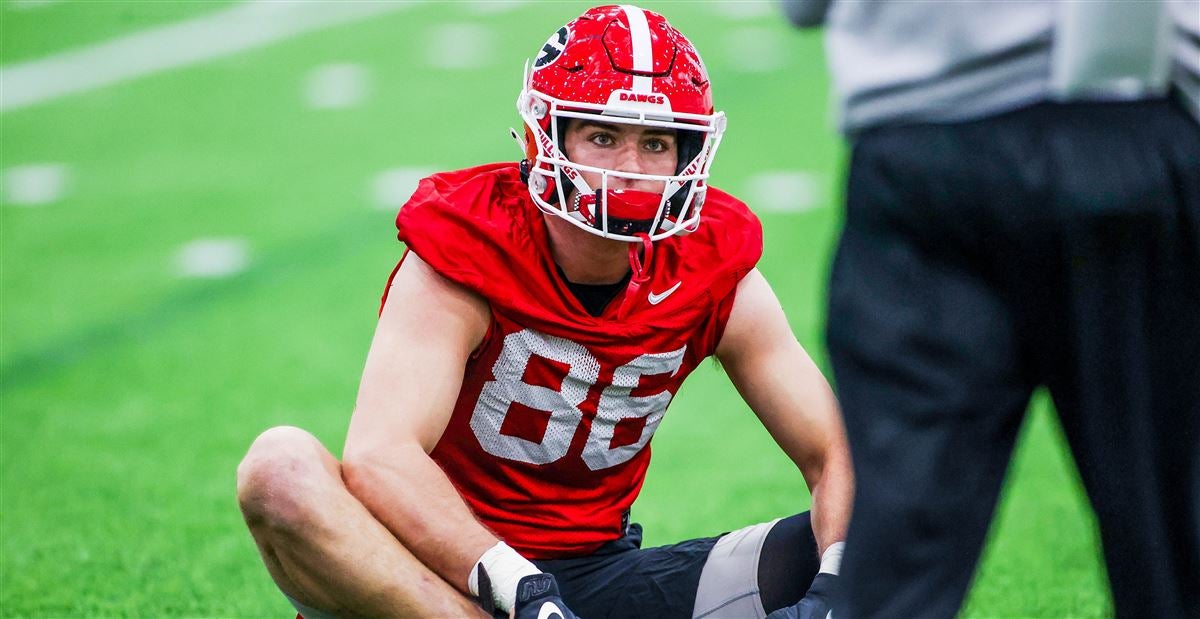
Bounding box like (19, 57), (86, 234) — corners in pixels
(620, 4), (653, 93)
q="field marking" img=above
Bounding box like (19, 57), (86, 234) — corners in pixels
(175, 238), (250, 279)
(2, 163), (70, 206)
(426, 23), (497, 70)
(745, 171), (824, 213)
(721, 27), (788, 73)
(464, 0), (527, 14)
(7, 0), (63, 10)
(0, 0), (418, 113)
(373, 167), (435, 211)
(305, 63), (370, 110)
(708, 1), (775, 20)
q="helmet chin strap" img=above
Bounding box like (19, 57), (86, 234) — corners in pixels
(618, 233), (654, 319)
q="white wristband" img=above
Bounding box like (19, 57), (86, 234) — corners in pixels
(467, 541), (541, 612)
(819, 541), (845, 575)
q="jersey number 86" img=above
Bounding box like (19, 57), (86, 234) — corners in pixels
(470, 328), (686, 471)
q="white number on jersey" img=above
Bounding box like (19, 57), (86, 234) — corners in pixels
(582, 348), (685, 470)
(471, 329), (599, 465)
(469, 328), (685, 469)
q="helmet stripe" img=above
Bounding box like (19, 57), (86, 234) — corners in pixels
(619, 4), (653, 93)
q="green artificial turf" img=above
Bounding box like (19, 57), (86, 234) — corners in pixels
(1, 1), (1109, 616)
(0, 0), (238, 65)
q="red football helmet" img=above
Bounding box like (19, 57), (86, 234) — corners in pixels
(517, 4), (727, 243)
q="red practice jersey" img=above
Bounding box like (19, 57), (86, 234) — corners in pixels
(391, 163), (762, 559)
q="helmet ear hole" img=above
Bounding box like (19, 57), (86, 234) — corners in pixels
(553, 116), (573, 205)
(675, 129), (704, 176)
(667, 129), (706, 217)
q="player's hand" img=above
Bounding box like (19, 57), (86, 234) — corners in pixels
(764, 572), (837, 619)
(510, 573), (579, 619)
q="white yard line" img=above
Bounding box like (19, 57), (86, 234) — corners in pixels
(0, 0), (418, 113)
(372, 167), (435, 211)
(425, 23), (496, 70)
(745, 171), (825, 213)
(175, 237), (250, 279)
(2, 163), (70, 206)
(722, 26), (788, 73)
(708, 1), (774, 20)
(305, 62), (371, 109)
(8, 0), (64, 10)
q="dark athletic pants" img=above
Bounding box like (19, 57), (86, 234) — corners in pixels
(827, 97), (1200, 618)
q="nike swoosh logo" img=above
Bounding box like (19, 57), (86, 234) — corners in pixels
(647, 281), (682, 305)
(537, 601), (565, 619)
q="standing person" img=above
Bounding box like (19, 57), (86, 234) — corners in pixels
(786, 1), (1200, 617)
(236, 5), (853, 618)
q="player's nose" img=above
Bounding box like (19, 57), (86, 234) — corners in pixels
(611, 143), (652, 190)
(614, 141), (643, 174)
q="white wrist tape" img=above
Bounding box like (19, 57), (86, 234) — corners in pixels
(819, 541), (845, 575)
(467, 541), (541, 612)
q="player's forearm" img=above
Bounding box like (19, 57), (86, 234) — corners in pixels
(725, 342), (853, 552)
(341, 442), (496, 594)
(807, 443), (854, 554)
(737, 344), (854, 553)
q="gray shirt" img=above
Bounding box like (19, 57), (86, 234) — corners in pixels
(784, 0), (1200, 134)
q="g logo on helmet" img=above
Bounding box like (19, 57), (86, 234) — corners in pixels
(534, 26), (569, 70)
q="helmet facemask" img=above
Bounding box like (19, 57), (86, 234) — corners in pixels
(514, 5), (726, 244)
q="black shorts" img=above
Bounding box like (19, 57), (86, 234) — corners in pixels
(534, 513), (820, 619)
(534, 523), (717, 619)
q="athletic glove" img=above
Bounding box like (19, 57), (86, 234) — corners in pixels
(764, 572), (837, 619)
(511, 573), (578, 619)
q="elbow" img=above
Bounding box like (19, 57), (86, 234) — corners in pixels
(341, 447), (402, 504)
(340, 452), (374, 500)
(340, 441), (431, 504)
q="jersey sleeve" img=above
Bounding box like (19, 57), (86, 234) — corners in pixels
(394, 163), (535, 299)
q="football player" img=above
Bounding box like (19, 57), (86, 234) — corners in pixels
(236, 5), (853, 618)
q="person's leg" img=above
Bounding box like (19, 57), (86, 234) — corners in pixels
(755, 512), (821, 614)
(1039, 99), (1200, 618)
(691, 519), (787, 619)
(533, 515), (819, 619)
(827, 122), (1036, 618)
(533, 523), (717, 619)
(236, 425), (484, 618)
(693, 513), (822, 617)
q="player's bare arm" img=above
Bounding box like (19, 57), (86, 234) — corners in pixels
(715, 268), (854, 554)
(345, 253), (569, 619)
(342, 252), (499, 593)
(233, 249), (493, 618)
(716, 269), (853, 619)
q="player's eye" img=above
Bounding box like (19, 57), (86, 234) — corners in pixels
(589, 132), (615, 146)
(643, 138), (674, 153)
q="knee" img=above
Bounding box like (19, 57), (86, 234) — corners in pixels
(236, 426), (331, 534)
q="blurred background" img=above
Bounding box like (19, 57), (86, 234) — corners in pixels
(1, 1), (1107, 616)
